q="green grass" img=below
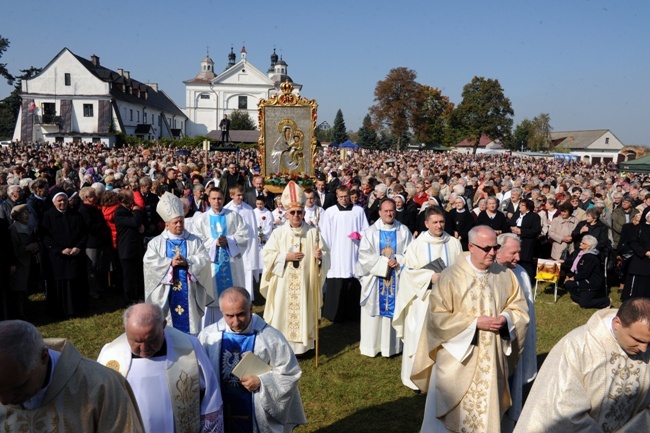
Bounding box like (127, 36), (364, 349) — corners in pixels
(25, 282), (621, 432)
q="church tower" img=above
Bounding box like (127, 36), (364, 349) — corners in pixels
(267, 48), (279, 74)
(226, 46), (236, 69)
(240, 45), (247, 62)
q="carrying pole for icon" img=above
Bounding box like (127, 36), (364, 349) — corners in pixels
(314, 211), (321, 368)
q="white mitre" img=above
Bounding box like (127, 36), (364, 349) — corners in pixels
(156, 192), (184, 222)
(281, 181), (306, 211)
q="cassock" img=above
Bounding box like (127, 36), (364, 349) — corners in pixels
(260, 222), (330, 354)
(194, 208), (248, 326)
(224, 201), (260, 299)
(320, 203), (369, 322)
(0, 339), (144, 432)
(144, 229), (212, 335)
(199, 314), (307, 433)
(503, 264), (538, 432)
(413, 255), (529, 433)
(392, 231), (462, 390)
(98, 327), (224, 433)
(356, 219), (412, 357)
(514, 309), (650, 433)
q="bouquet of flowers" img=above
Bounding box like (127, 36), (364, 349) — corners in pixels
(266, 172), (315, 188)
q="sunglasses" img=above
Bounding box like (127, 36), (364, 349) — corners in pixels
(288, 210), (304, 215)
(470, 243), (501, 253)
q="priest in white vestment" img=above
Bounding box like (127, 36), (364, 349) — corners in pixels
(98, 304), (224, 433)
(260, 181), (330, 355)
(356, 198), (412, 357)
(0, 320), (144, 432)
(194, 189), (249, 327)
(224, 185), (260, 299)
(515, 299), (650, 433)
(320, 185), (369, 322)
(392, 206), (462, 389)
(413, 225), (529, 433)
(303, 188), (324, 228)
(199, 287), (307, 433)
(253, 198), (274, 277)
(144, 192), (211, 335)
(496, 233), (537, 433)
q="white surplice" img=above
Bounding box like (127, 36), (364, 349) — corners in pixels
(224, 201), (260, 299)
(320, 204), (369, 278)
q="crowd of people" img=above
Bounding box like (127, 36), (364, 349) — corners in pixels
(1, 140), (650, 432)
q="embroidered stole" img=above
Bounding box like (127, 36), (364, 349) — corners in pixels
(378, 230), (397, 317)
(210, 214), (233, 297)
(166, 238), (190, 334)
(220, 331), (257, 433)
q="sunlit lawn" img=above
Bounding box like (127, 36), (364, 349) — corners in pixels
(27, 281), (622, 432)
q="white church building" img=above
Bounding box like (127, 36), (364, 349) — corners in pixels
(13, 48), (187, 146)
(183, 46), (302, 137)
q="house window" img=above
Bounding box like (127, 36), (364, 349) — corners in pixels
(605, 137), (610, 144)
(238, 95), (247, 109)
(83, 104), (94, 117)
(64, 73), (71, 86)
(200, 94), (210, 99)
(144, 113), (147, 123)
(137, 111), (140, 122)
(130, 109), (133, 121)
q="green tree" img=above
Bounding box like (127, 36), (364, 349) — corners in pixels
(314, 124), (332, 143)
(369, 67), (420, 150)
(331, 109), (348, 143)
(512, 118), (533, 151)
(0, 36), (13, 85)
(357, 114), (378, 148)
(411, 85), (454, 145)
(528, 113), (552, 151)
(450, 76), (514, 154)
(0, 66), (41, 138)
(229, 109), (256, 130)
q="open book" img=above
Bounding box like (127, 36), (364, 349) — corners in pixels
(231, 351), (272, 379)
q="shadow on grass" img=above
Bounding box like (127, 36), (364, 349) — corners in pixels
(312, 394), (426, 433)
(26, 289), (127, 327)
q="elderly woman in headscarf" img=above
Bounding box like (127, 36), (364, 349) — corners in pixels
(8, 204), (39, 319)
(561, 234), (610, 308)
(40, 192), (89, 318)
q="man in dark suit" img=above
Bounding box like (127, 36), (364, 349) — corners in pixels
(509, 198), (542, 281)
(224, 163), (245, 204)
(245, 175), (274, 209)
(114, 189), (145, 306)
(327, 171), (341, 194)
(219, 114), (230, 145)
(315, 179), (336, 209)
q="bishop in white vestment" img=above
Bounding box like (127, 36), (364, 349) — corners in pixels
(260, 182), (330, 355)
(356, 198), (412, 357)
(144, 192), (211, 335)
(392, 206), (462, 389)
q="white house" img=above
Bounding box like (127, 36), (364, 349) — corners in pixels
(13, 48), (187, 146)
(183, 46), (301, 137)
(550, 129), (624, 164)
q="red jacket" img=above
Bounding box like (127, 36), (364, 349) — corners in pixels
(102, 203), (120, 249)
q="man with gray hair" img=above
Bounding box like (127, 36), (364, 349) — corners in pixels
(199, 286), (306, 432)
(414, 225), (529, 432)
(0, 320), (144, 432)
(496, 233), (538, 432)
(98, 303), (224, 433)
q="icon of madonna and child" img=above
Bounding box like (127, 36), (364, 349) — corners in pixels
(269, 118), (307, 175)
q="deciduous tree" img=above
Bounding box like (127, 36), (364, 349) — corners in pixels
(411, 85), (454, 146)
(528, 113), (552, 151)
(450, 76), (514, 154)
(369, 67), (420, 150)
(0, 36), (13, 85)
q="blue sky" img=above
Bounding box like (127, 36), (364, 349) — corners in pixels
(1, 1), (648, 144)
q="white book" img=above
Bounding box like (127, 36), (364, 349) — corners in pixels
(231, 351), (272, 379)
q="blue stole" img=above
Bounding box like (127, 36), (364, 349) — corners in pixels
(209, 214), (233, 297)
(166, 238), (190, 334)
(221, 330), (257, 433)
(378, 230), (397, 318)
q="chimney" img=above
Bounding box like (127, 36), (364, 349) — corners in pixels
(148, 83), (158, 92)
(91, 54), (100, 67)
(124, 71), (130, 79)
(117, 68), (123, 76)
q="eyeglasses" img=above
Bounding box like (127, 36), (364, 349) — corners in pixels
(288, 210), (304, 215)
(470, 243), (501, 253)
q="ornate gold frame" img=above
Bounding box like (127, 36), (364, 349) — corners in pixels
(257, 80), (318, 177)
